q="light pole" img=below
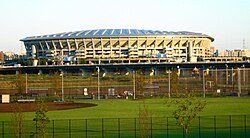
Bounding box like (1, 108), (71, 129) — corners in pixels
(225, 64), (228, 85)
(25, 73), (28, 94)
(166, 70), (172, 99)
(61, 72), (64, 101)
(237, 68), (241, 97)
(203, 70), (206, 98)
(242, 64), (245, 84)
(96, 66), (100, 100)
(133, 70), (136, 100)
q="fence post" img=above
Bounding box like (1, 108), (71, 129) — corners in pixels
(229, 115), (231, 138)
(102, 118), (104, 138)
(52, 120), (54, 138)
(166, 117), (168, 138)
(214, 116), (216, 138)
(183, 127), (184, 138)
(134, 118), (136, 138)
(85, 119), (88, 138)
(245, 115), (247, 138)
(199, 116), (201, 138)
(2, 121), (4, 138)
(151, 117), (153, 138)
(69, 119), (71, 138)
(36, 120), (38, 136)
(118, 118), (120, 138)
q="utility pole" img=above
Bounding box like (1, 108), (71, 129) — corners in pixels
(237, 68), (241, 97)
(97, 66), (100, 100)
(203, 70), (206, 98)
(25, 73), (28, 94)
(226, 64), (228, 85)
(61, 72), (64, 101)
(133, 70), (136, 100)
(166, 70), (172, 99)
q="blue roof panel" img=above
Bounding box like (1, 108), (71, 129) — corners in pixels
(86, 30), (97, 36)
(20, 29), (214, 41)
(104, 29), (112, 35)
(130, 29), (137, 35)
(122, 29), (129, 35)
(95, 29), (106, 36)
(113, 29), (120, 35)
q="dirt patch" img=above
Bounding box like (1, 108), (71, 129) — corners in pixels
(0, 102), (97, 113)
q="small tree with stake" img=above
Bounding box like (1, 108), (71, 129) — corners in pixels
(11, 102), (24, 138)
(138, 99), (151, 138)
(33, 102), (50, 138)
(172, 97), (206, 138)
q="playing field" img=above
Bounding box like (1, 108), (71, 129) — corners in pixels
(1, 97), (250, 137)
(1, 97), (250, 121)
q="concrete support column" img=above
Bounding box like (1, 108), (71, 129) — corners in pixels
(32, 45), (37, 66)
(150, 68), (155, 76)
(38, 70), (43, 75)
(125, 68), (131, 75)
(102, 68), (107, 77)
(79, 69), (85, 76)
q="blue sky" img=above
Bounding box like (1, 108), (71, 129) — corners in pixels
(0, 0), (250, 53)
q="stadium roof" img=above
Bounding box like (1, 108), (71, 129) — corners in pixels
(20, 29), (214, 41)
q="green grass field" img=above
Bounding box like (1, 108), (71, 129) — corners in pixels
(1, 97), (250, 121)
(1, 97), (250, 137)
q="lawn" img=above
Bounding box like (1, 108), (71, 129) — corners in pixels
(1, 97), (250, 137)
(1, 97), (250, 121)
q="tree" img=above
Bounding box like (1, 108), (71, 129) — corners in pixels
(172, 97), (206, 138)
(11, 102), (24, 138)
(33, 102), (50, 138)
(170, 69), (180, 96)
(51, 72), (61, 98)
(135, 69), (146, 97)
(14, 73), (25, 94)
(138, 100), (151, 138)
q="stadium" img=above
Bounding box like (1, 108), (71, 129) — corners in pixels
(20, 29), (214, 65)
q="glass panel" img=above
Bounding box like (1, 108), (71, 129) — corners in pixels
(71, 31), (81, 37)
(113, 29), (120, 35)
(64, 32), (73, 37)
(78, 30), (89, 36)
(86, 30), (97, 36)
(95, 29), (106, 35)
(103, 29), (113, 35)
(138, 30), (145, 35)
(155, 30), (162, 35)
(130, 29), (137, 35)
(122, 29), (129, 35)
(147, 30), (154, 34)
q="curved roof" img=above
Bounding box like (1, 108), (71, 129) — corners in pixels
(20, 29), (214, 41)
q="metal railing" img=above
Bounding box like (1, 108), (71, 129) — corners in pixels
(1, 115), (249, 138)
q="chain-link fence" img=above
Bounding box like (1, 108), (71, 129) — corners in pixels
(0, 68), (250, 99)
(0, 67), (249, 99)
(1, 115), (250, 138)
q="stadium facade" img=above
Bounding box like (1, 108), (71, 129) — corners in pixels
(20, 29), (214, 65)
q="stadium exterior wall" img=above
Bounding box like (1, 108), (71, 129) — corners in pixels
(20, 29), (214, 65)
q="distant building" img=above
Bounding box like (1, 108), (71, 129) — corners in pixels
(0, 51), (4, 61)
(20, 29), (214, 65)
(4, 51), (18, 60)
(210, 49), (250, 62)
(215, 49), (250, 57)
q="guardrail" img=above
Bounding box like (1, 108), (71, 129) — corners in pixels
(1, 115), (249, 138)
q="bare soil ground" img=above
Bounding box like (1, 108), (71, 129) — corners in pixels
(0, 102), (97, 113)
